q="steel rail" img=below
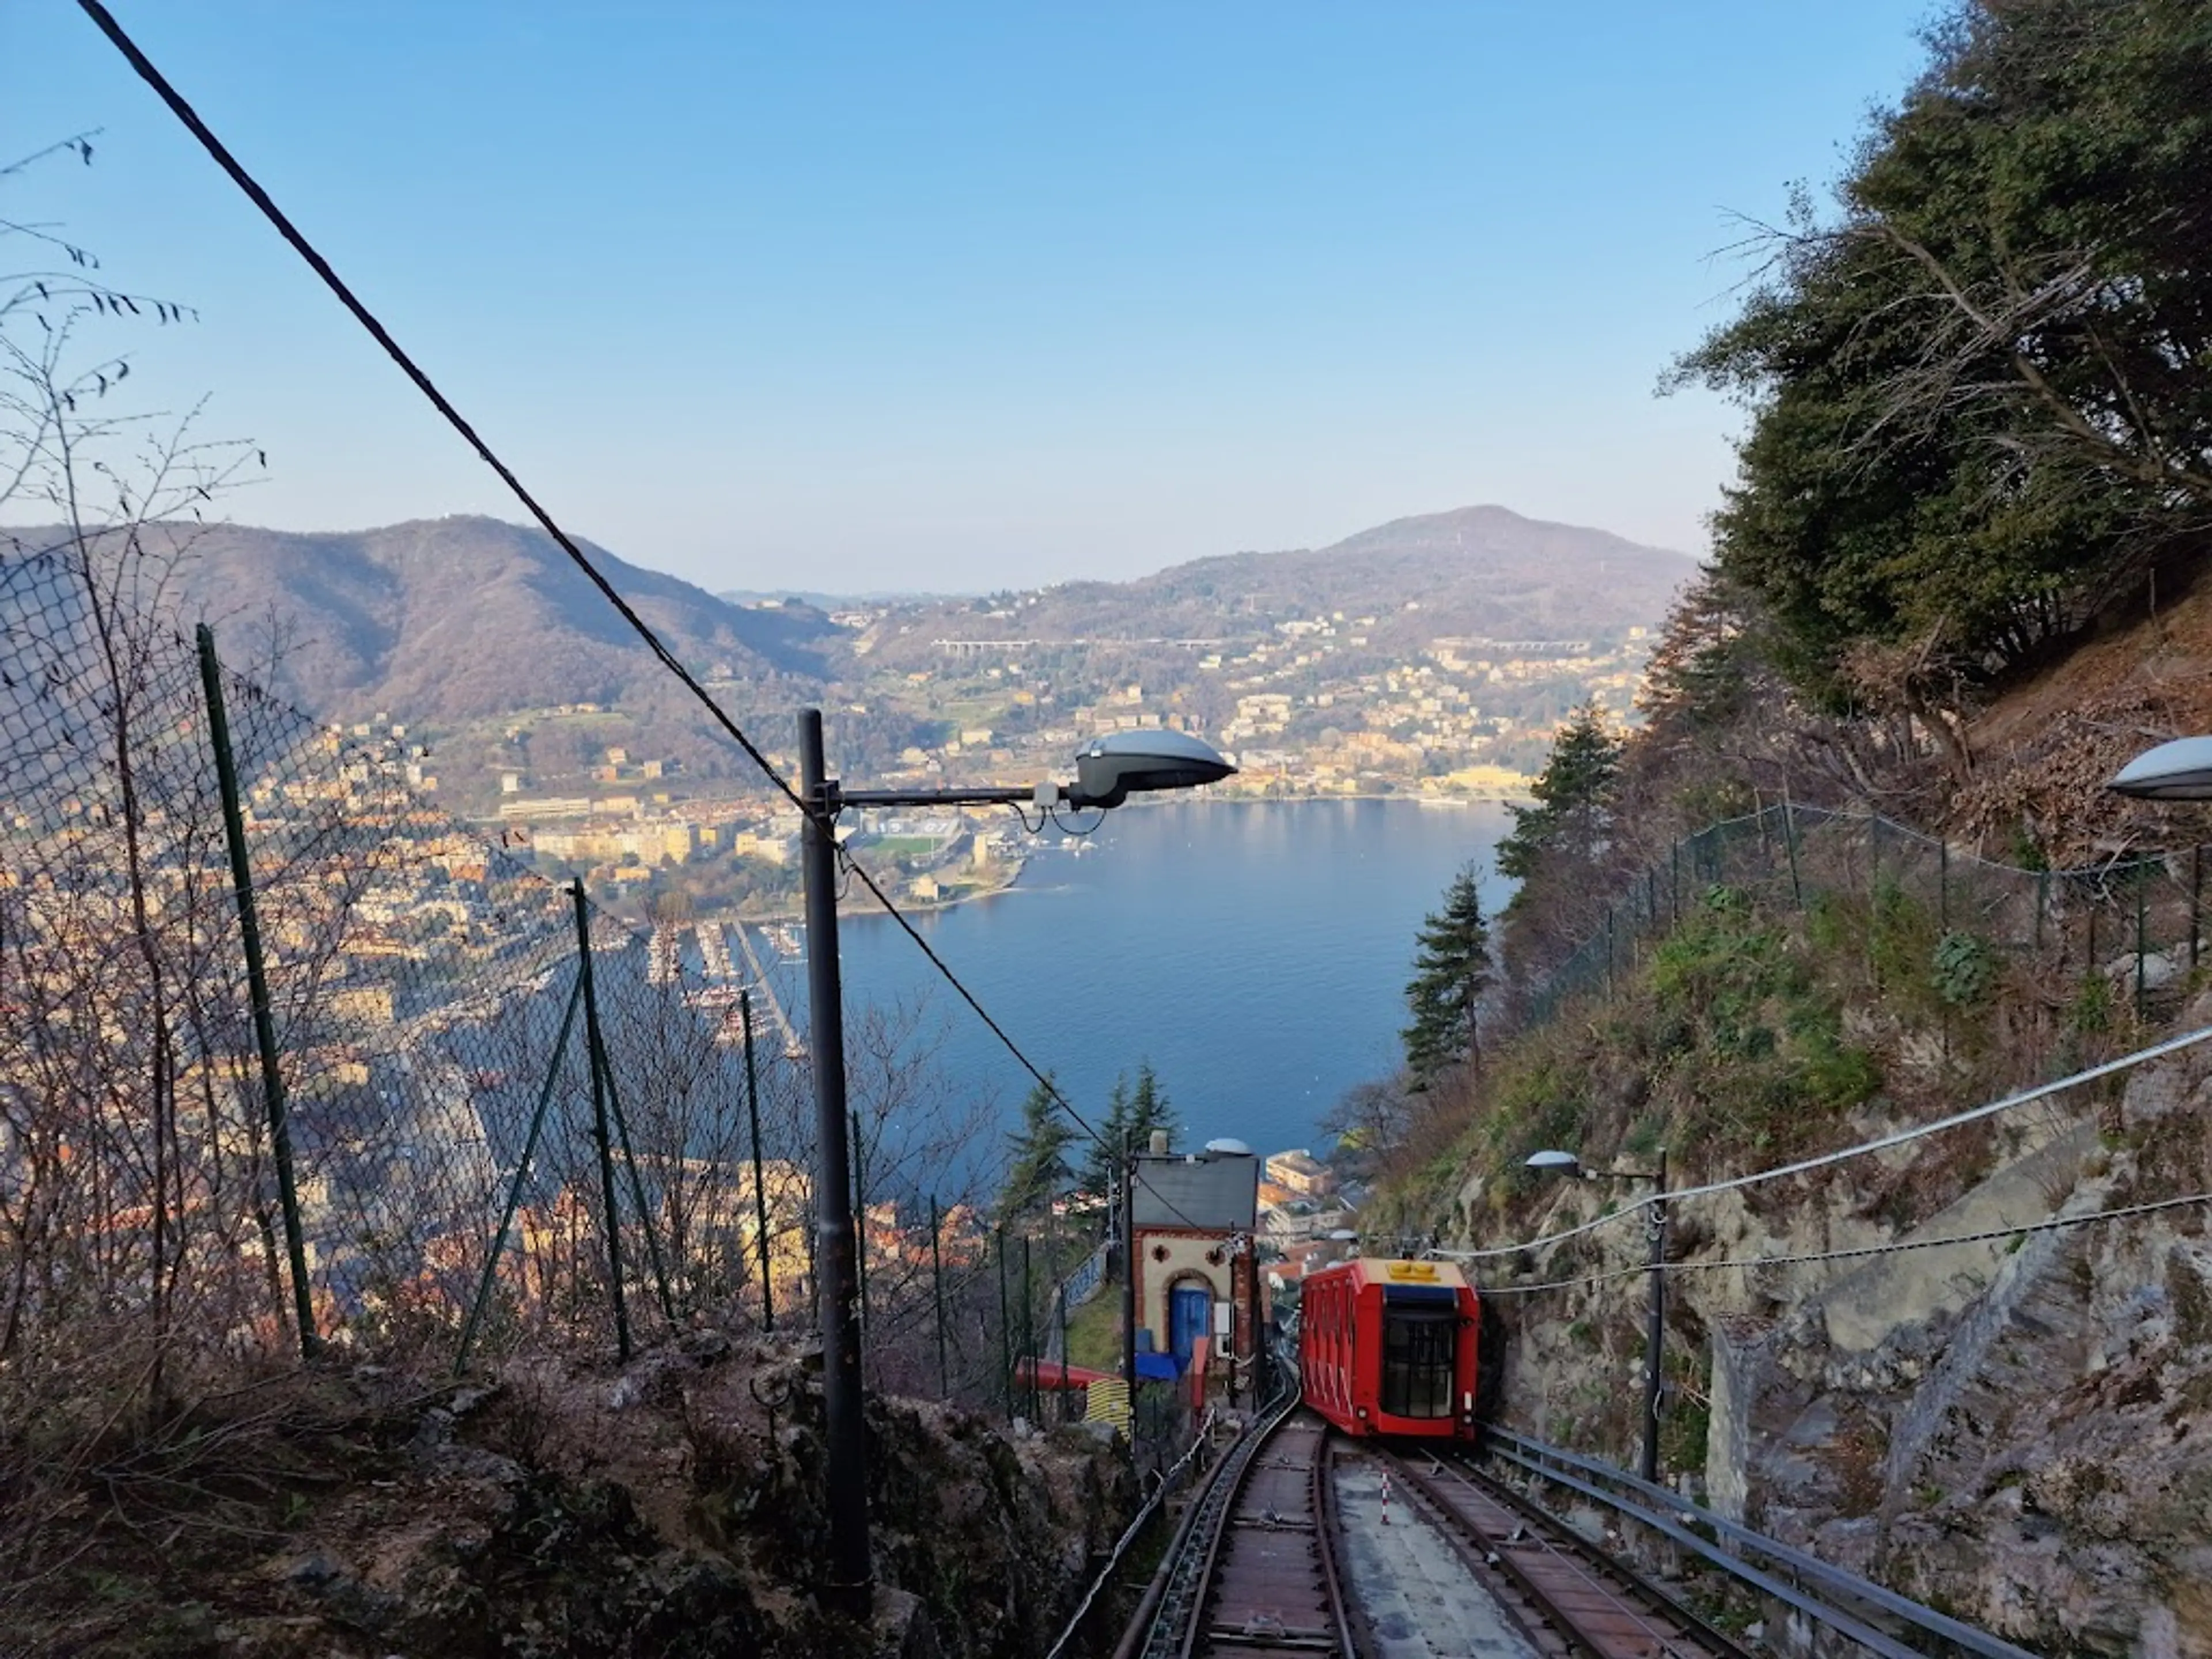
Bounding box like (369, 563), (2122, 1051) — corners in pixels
(1311, 1435), (1363, 1658)
(1486, 1429), (2039, 1659)
(1137, 1393), (1361, 1659)
(1134, 1391), (1303, 1659)
(1467, 1446), (1915, 1657)
(1379, 1447), (1749, 1659)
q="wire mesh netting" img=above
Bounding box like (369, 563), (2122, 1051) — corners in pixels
(2, 529), (1172, 1444)
(1522, 801), (2212, 1046)
(0, 533), (1007, 1390)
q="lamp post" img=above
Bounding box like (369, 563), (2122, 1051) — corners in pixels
(2108, 737), (2212, 802)
(794, 710), (1236, 1614)
(1526, 1146), (1668, 1484)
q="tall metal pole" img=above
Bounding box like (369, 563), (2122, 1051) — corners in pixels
(797, 709), (870, 1611)
(196, 625), (319, 1359)
(573, 883), (631, 1363)
(741, 988), (773, 1332)
(1641, 1148), (1668, 1486)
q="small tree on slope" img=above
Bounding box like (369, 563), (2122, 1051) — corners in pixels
(1402, 865), (1491, 1088)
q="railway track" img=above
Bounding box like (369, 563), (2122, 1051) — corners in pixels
(1137, 1401), (1363, 1658)
(1372, 1445), (1754, 1659)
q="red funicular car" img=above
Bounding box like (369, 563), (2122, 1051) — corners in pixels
(1300, 1257), (1491, 1441)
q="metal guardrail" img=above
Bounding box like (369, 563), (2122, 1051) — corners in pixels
(1486, 1427), (2040, 1659)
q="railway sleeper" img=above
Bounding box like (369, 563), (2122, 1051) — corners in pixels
(1205, 1620), (1342, 1650)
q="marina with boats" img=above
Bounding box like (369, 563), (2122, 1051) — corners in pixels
(645, 915), (806, 1060)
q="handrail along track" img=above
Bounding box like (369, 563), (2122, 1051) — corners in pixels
(1374, 1442), (1752, 1659)
(1483, 1427), (2041, 1659)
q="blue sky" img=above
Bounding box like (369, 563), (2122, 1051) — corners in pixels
(5, 2), (1937, 593)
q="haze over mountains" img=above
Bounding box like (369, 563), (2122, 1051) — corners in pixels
(10, 506), (1694, 730)
(852, 506), (1694, 670)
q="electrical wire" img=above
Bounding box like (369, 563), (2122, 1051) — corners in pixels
(1431, 1020), (2212, 1263)
(78, 0), (1211, 1231)
(1048, 804), (1105, 836)
(1474, 1187), (2212, 1296)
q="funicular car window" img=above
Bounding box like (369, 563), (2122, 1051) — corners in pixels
(1380, 1306), (1456, 1418)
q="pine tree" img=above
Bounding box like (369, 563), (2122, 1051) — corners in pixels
(1128, 1063), (1173, 1154)
(1003, 1074), (1076, 1218)
(1496, 700), (1622, 893)
(1078, 1074), (1134, 1199)
(1402, 865), (1491, 1085)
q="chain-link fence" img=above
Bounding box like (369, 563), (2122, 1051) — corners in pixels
(1523, 801), (2212, 1051)
(0, 532), (1046, 1427)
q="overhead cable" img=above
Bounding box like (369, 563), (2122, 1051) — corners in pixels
(1433, 1020), (2212, 1263)
(1474, 1186), (2212, 1296)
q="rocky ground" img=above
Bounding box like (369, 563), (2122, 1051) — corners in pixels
(1, 1329), (1135, 1659)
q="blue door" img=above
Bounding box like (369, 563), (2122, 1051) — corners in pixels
(1170, 1286), (1212, 1372)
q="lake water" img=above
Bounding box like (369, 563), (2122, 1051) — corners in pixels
(798, 798), (1515, 1163)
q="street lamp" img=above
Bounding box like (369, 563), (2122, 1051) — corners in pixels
(1525, 1146), (1669, 1484)
(2108, 737), (2212, 801)
(794, 709), (1235, 1615)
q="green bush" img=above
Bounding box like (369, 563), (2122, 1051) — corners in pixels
(1931, 930), (1999, 1008)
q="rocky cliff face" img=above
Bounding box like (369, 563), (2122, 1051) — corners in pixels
(1472, 998), (2212, 1656)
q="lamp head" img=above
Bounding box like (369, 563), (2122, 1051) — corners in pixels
(1525, 1149), (1583, 1177)
(1066, 730), (1236, 810)
(2108, 736), (2212, 801)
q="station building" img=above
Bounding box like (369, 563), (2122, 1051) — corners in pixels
(1130, 1135), (1261, 1392)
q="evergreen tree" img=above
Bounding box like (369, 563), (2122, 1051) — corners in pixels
(1401, 865), (1491, 1085)
(1127, 1063), (1173, 1154)
(1078, 1074), (1134, 1199)
(1496, 700), (1622, 897)
(1669, 0), (2212, 729)
(1002, 1074), (1076, 1218)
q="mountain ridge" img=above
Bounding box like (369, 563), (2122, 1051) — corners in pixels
(7, 505), (1692, 742)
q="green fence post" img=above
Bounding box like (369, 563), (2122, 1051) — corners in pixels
(930, 1194), (948, 1398)
(457, 971), (584, 1370)
(2136, 859), (2150, 1021)
(571, 882), (631, 1362)
(196, 625), (320, 1361)
(2194, 847), (2204, 974)
(851, 1106), (869, 1339)
(1022, 1234), (1037, 1425)
(1783, 801), (1804, 911)
(997, 1225), (1012, 1421)
(740, 988), (773, 1332)
(597, 1022), (677, 1328)
(1057, 1279), (1071, 1425)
